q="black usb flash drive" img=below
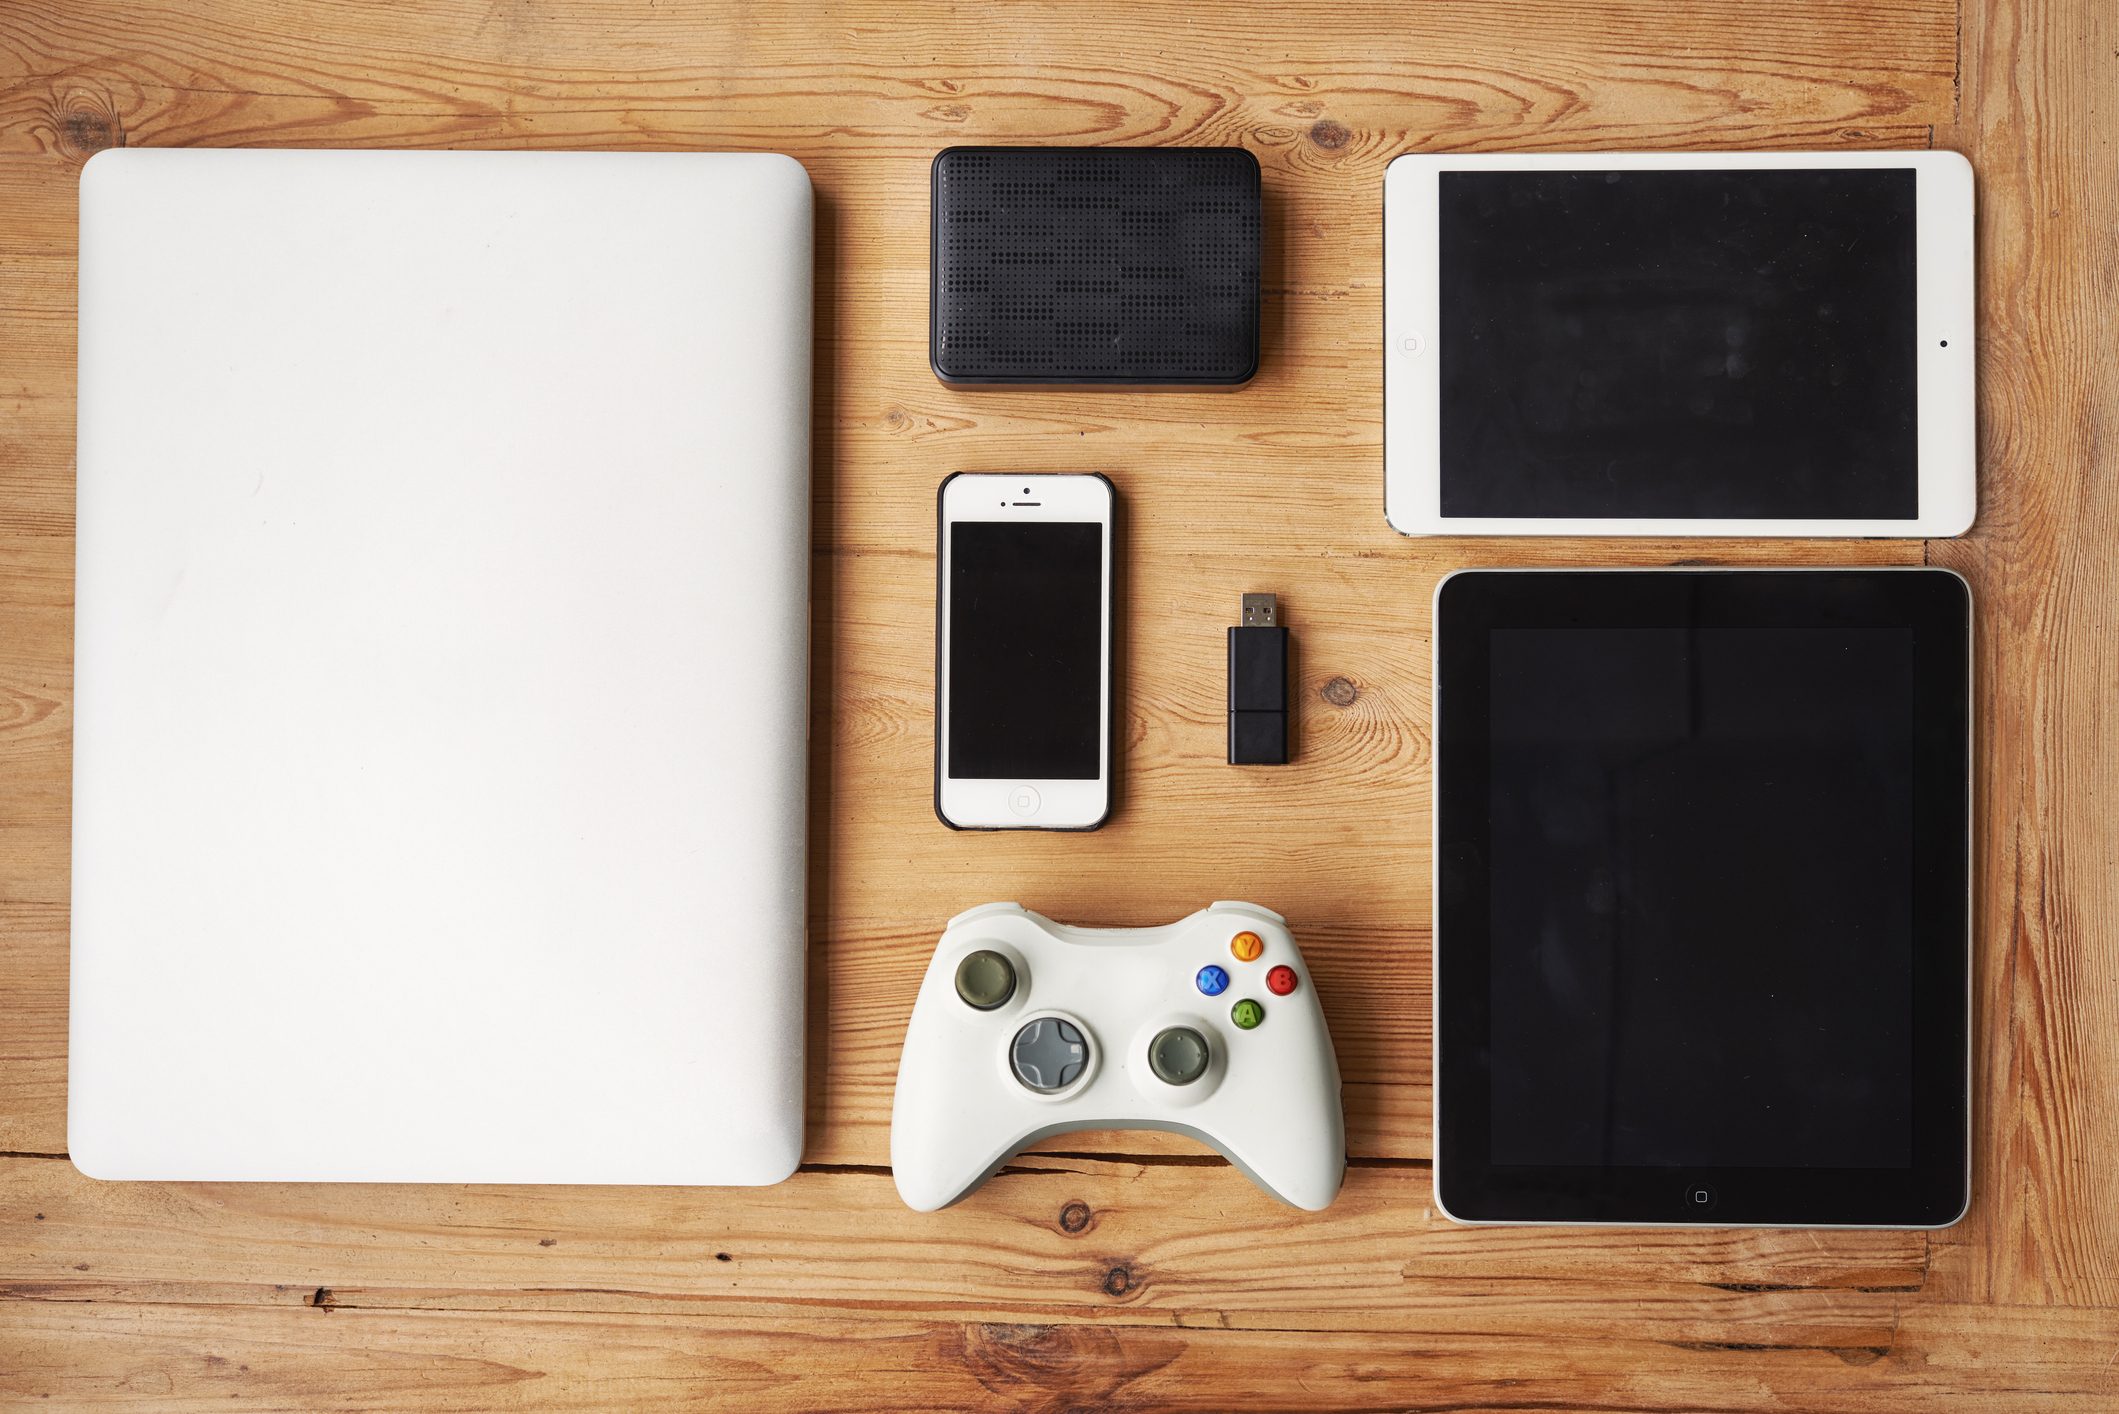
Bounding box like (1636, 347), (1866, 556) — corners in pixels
(1227, 593), (1289, 765)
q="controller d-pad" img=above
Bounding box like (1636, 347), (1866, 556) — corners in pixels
(1011, 1017), (1089, 1092)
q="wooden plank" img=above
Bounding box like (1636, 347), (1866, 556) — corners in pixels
(1, 532), (1920, 1161)
(0, 1155), (1929, 1347)
(1922, 0), (2119, 1310)
(4, 1301), (2116, 1411)
(800, 534), (1921, 1166)
(0, 0), (1957, 159)
(0, 526), (1917, 1162)
(10, 0), (2118, 1407)
(0, 24), (1936, 1161)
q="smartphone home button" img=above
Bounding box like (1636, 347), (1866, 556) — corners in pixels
(1007, 785), (1042, 819)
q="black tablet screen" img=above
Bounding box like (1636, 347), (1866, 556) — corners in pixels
(1435, 571), (1970, 1226)
(1437, 169), (1920, 520)
(1487, 621), (1915, 1169)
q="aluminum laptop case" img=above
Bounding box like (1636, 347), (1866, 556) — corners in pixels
(70, 148), (812, 1183)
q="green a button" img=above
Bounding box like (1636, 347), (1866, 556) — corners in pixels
(1230, 998), (1265, 1030)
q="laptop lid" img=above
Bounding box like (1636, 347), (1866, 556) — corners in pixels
(70, 148), (812, 1183)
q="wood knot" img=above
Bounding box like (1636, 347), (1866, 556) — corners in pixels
(1100, 1264), (1134, 1298)
(1058, 1200), (1092, 1234)
(1308, 119), (1351, 152)
(971, 1322), (1056, 1352)
(1321, 676), (1358, 707)
(958, 1323), (1085, 1382)
(308, 1287), (335, 1311)
(960, 1321), (1176, 1398)
(54, 91), (123, 162)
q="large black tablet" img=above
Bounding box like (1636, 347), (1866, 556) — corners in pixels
(1434, 570), (1970, 1226)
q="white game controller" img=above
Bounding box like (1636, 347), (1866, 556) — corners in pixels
(891, 902), (1346, 1211)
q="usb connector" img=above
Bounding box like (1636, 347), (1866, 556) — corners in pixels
(1227, 593), (1290, 765)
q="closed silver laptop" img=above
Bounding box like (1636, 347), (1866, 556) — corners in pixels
(71, 149), (811, 1183)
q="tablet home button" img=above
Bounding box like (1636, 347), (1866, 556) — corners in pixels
(1684, 1183), (1717, 1213)
(1007, 785), (1041, 818)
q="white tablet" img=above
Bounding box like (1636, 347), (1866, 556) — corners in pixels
(1383, 151), (1975, 537)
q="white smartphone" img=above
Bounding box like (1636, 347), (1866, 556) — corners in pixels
(1382, 150), (1977, 537)
(935, 472), (1115, 831)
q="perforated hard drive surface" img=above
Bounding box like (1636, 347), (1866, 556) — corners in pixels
(931, 147), (1261, 386)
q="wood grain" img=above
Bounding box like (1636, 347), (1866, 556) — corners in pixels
(0, 1157), (1931, 1340)
(8, 1302), (2118, 1413)
(1922, 0), (2119, 1310)
(2, 0), (2115, 1405)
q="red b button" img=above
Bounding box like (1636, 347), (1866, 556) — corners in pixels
(1265, 965), (1298, 996)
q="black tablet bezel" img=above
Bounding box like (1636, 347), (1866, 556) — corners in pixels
(1434, 569), (1971, 1226)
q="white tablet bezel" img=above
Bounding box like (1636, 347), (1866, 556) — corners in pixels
(1382, 150), (1976, 538)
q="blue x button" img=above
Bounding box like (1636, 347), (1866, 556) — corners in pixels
(1195, 964), (1230, 997)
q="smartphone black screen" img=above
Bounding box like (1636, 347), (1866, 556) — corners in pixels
(948, 521), (1104, 779)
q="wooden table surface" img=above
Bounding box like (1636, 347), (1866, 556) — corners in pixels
(3, 1), (2114, 1408)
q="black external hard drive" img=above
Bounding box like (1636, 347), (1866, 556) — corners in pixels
(930, 146), (1262, 388)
